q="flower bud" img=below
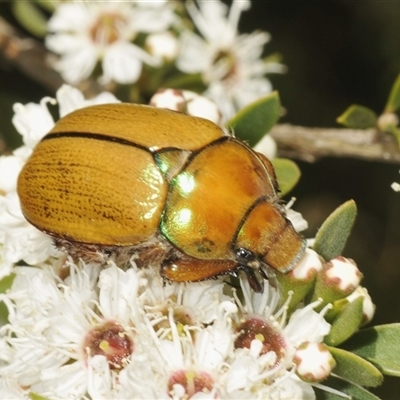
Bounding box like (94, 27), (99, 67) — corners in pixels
(294, 342), (336, 383)
(276, 249), (323, 310)
(377, 112), (399, 132)
(311, 256), (363, 309)
(146, 32), (179, 61)
(253, 134), (277, 159)
(345, 286), (375, 325)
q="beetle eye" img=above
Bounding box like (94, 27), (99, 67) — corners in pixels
(236, 248), (256, 264)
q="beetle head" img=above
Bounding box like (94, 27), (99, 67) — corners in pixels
(234, 198), (306, 277)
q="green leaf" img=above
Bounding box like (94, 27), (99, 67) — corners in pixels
(11, 1), (48, 38)
(0, 273), (15, 294)
(325, 297), (364, 347)
(313, 200), (357, 261)
(336, 105), (378, 129)
(162, 73), (206, 93)
(343, 323), (400, 376)
(271, 158), (301, 196)
(227, 92), (281, 147)
(35, 0), (57, 12)
(0, 273), (14, 325)
(29, 393), (51, 400)
(314, 376), (381, 400)
(329, 347), (383, 387)
(385, 73), (400, 113)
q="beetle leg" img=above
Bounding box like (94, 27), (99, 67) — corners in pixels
(240, 266), (264, 293)
(161, 258), (238, 283)
(258, 267), (269, 281)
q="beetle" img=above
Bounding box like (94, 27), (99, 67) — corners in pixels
(17, 103), (306, 292)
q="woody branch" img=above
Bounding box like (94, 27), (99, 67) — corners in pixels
(1, 15), (399, 164)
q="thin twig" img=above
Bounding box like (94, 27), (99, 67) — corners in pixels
(270, 124), (400, 164)
(0, 16), (103, 97)
(0, 16), (63, 92)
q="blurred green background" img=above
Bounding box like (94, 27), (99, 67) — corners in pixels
(1, 0), (400, 398)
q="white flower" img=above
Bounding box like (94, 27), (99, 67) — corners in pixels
(0, 253), (335, 399)
(149, 89), (222, 124)
(0, 192), (58, 278)
(0, 262), (144, 399)
(0, 85), (119, 275)
(285, 198), (309, 233)
(228, 276), (331, 398)
(12, 97), (56, 151)
(46, 1), (176, 84)
(0, 155), (25, 195)
(176, 0), (285, 121)
(142, 301), (236, 398)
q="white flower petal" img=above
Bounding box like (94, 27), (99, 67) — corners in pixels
(46, 33), (91, 54)
(130, 6), (176, 33)
(0, 155), (24, 193)
(87, 355), (112, 400)
(101, 43), (146, 84)
(47, 3), (92, 32)
(0, 193), (58, 268)
(285, 307), (331, 347)
(98, 265), (140, 324)
(31, 362), (87, 400)
(12, 100), (55, 148)
(53, 44), (98, 84)
(176, 31), (212, 74)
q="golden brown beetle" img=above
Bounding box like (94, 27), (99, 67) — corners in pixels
(17, 103), (305, 291)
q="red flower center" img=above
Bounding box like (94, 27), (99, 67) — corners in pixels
(83, 321), (134, 370)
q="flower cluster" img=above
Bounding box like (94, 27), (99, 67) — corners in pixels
(0, 260), (331, 399)
(45, 0), (283, 121)
(0, 85), (375, 399)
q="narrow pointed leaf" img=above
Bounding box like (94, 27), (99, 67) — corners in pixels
(227, 92), (281, 147)
(336, 105), (377, 129)
(313, 200), (357, 261)
(0, 273), (15, 325)
(35, 0), (57, 12)
(11, 1), (48, 38)
(343, 323), (400, 376)
(314, 376), (380, 400)
(271, 158), (301, 196)
(385, 73), (400, 113)
(325, 297), (364, 347)
(329, 347), (383, 387)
